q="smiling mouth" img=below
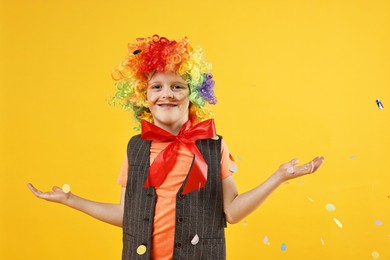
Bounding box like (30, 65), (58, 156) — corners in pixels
(158, 104), (177, 107)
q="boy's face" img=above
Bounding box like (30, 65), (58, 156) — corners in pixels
(147, 71), (190, 132)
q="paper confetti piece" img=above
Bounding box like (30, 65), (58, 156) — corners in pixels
(371, 251), (380, 259)
(325, 203), (336, 212)
(281, 243), (287, 251)
(62, 184), (71, 193)
(262, 235), (270, 246)
(349, 155), (357, 160)
(229, 167), (238, 173)
(307, 197), (315, 202)
(376, 99), (384, 110)
(333, 218), (343, 228)
(191, 234), (199, 245)
(374, 220), (383, 226)
(242, 220), (248, 227)
(211, 136), (220, 140)
(136, 245), (147, 255)
(320, 237), (325, 246)
(237, 155), (241, 160)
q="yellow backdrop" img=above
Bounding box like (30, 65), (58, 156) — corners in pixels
(1, 0), (389, 259)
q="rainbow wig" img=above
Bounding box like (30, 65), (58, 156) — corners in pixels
(110, 35), (217, 129)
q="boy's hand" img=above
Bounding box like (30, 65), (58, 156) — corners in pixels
(277, 156), (325, 181)
(27, 183), (71, 204)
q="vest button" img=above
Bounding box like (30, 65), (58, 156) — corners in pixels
(177, 217), (184, 223)
(143, 217), (149, 221)
(178, 193), (185, 198)
(175, 242), (182, 248)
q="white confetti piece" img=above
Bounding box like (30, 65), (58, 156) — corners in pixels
(191, 234), (199, 245)
(62, 184), (71, 193)
(333, 217), (343, 228)
(320, 237), (325, 246)
(211, 136), (219, 140)
(374, 220), (383, 226)
(349, 155), (357, 160)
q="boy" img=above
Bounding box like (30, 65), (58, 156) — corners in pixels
(28, 35), (324, 259)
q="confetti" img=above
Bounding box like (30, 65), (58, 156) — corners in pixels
(371, 251), (380, 259)
(281, 243), (287, 252)
(62, 184), (71, 193)
(136, 245), (147, 255)
(333, 218), (343, 228)
(242, 220), (248, 227)
(307, 197), (315, 202)
(237, 155), (241, 160)
(262, 235), (270, 246)
(191, 234), (199, 245)
(320, 237), (325, 246)
(349, 155), (357, 160)
(229, 167), (238, 173)
(325, 203), (336, 212)
(376, 99), (384, 110)
(211, 136), (220, 140)
(374, 220), (383, 226)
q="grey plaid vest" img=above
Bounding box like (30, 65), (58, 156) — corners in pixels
(122, 135), (226, 259)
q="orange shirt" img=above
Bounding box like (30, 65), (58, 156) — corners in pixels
(117, 139), (237, 260)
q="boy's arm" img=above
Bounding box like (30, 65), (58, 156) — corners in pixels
(27, 184), (126, 227)
(222, 157), (324, 224)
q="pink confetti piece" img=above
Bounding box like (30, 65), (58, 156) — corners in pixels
(262, 235), (270, 246)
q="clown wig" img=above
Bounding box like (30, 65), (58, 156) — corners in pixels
(110, 35), (217, 129)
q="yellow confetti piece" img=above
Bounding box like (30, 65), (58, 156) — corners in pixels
(136, 245), (147, 255)
(333, 217), (343, 228)
(320, 237), (325, 246)
(371, 251), (380, 259)
(62, 184), (71, 193)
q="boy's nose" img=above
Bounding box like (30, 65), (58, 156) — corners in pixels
(162, 88), (174, 99)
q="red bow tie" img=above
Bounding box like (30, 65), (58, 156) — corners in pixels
(141, 119), (216, 194)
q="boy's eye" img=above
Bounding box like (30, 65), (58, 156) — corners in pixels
(173, 85), (186, 90)
(150, 85), (161, 89)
